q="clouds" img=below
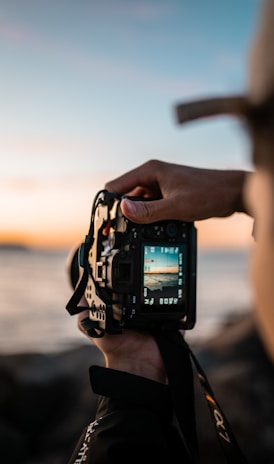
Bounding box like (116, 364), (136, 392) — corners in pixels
(0, 0), (259, 248)
(0, 134), (115, 177)
(0, 0), (243, 96)
(0, 171), (111, 248)
(0, 20), (29, 43)
(1, 177), (38, 193)
(0, 171), (255, 250)
(80, 0), (179, 23)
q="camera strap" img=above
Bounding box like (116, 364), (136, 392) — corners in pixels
(153, 331), (248, 464)
(154, 330), (199, 463)
(66, 268), (88, 315)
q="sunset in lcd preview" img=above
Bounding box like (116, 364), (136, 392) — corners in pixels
(1, 1), (260, 252)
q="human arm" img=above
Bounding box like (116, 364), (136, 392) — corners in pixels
(67, 366), (188, 464)
(65, 306), (188, 464)
(79, 159), (250, 381)
(68, 161), (251, 463)
(65, 305), (193, 464)
(105, 159), (250, 224)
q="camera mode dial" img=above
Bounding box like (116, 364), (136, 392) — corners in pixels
(165, 222), (178, 238)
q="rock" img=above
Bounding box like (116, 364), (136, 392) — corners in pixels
(0, 344), (104, 463)
(193, 311), (274, 463)
(0, 311), (273, 463)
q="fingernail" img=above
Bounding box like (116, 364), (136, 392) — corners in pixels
(122, 199), (137, 216)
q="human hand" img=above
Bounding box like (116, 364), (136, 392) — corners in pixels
(77, 307), (167, 384)
(105, 159), (248, 224)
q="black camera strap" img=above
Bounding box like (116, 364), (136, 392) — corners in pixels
(153, 331), (248, 464)
(154, 330), (199, 463)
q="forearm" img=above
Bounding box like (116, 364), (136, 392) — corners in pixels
(106, 161), (252, 224)
(67, 366), (185, 464)
(227, 169), (251, 215)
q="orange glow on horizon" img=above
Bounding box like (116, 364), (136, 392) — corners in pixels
(0, 229), (84, 250)
(195, 214), (254, 249)
(0, 214), (254, 250)
(0, 231), (31, 246)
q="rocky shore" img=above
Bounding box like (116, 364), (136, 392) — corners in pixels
(1, 310), (274, 464)
(0, 344), (104, 464)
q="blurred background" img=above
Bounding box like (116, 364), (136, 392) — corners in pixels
(1, 0), (260, 354)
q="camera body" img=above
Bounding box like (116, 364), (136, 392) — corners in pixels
(66, 190), (197, 335)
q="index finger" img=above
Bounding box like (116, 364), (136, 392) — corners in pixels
(104, 160), (161, 195)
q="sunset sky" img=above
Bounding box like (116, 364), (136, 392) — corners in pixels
(1, 0), (260, 250)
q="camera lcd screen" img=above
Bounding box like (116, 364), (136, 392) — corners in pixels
(142, 243), (185, 308)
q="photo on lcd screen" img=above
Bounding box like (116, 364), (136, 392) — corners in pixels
(143, 245), (184, 306)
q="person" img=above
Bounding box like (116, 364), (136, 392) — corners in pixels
(67, 0), (274, 462)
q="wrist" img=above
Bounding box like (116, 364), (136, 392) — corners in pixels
(105, 355), (167, 384)
(233, 170), (252, 215)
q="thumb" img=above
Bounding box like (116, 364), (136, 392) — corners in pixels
(120, 198), (165, 224)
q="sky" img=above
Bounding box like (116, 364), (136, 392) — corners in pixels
(1, 0), (261, 250)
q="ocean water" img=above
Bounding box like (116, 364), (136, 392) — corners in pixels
(0, 247), (252, 354)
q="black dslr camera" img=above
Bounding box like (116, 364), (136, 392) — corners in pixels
(66, 190), (197, 337)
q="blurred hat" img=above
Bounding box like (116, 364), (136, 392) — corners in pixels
(175, 0), (274, 125)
